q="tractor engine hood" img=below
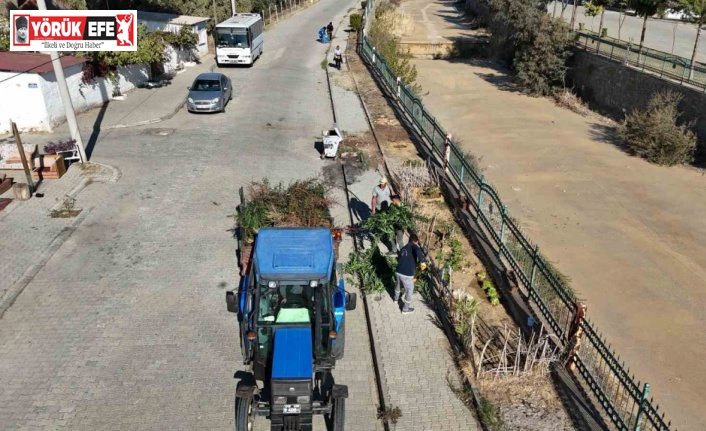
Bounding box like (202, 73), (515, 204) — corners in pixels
(271, 327), (314, 420)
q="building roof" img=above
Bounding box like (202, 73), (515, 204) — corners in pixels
(0, 52), (86, 74)
(136, 11), (210, 26)
(254, 228), (334, 282)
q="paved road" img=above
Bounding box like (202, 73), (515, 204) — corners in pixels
(548, 3), (706, 62)
(0, 0), (382, 429)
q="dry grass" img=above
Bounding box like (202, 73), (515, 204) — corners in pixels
(552, 88), (592, 117)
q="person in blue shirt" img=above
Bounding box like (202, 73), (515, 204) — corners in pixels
(394, 234), (426, 314)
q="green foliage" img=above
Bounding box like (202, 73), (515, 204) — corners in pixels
(0, 30), (8, 51)
(584, 1), (603, 17)
(630, 0), (669, 18)
(480, 279), (500, 305)
(236, 178), (334, 242)
(479, 397), (504, 431)
(436, 237), (466, 271)
(677, 0), (706, 24)
(451, 296), (480, 338)
(617, 91), (697, 166)
(345, 246), (395, 296)
(350, 13), (363, 31)
(484, 0), (572, 95)
(160, 25), (199, 50)
(360, 202), (415, 241)
(368, 2), (420, 92)
(81, 25), (167, 82)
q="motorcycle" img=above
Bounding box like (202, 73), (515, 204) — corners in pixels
(334, 53), (342, 70)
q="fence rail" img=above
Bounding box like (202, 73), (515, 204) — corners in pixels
(359, 2), (675, 430)
(575, 30), (706, 91)
(261, 0), (305, 27)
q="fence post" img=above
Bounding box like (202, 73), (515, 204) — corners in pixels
(396, 77), (401, 100)
(275, 3), (279, 21)
(498, 206), (507, 250)
(624, 44), (630, 66)
(443, 134), (451, 175)
(372, 46), (376, 64)
(529, 244), (539, 292)
(634, 383), (651, 431)
(459, 164), (465, 183)
(477, 175), (485, 210)
(566, 302), (587, 370)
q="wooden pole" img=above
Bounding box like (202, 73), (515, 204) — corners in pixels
(11, 121), (34, 194)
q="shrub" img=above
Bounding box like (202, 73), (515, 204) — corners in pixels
(484, 0), (572, 96)
(617, 91), (697, 166)
(350, 13), (363, 31)
(368, 2), (420, 92)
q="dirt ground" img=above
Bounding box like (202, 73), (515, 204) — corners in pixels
(345, 29), (578, 431)
(389, 0), (706, 427)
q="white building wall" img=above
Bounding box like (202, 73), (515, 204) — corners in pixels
(0, 71), (51, 133)
(39, 63), (149, 130)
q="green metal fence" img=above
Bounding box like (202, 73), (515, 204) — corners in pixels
(360, 2), (675, 429)
(575, 30), (706, 90)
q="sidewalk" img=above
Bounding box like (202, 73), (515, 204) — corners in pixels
(327, 16), (480, 431)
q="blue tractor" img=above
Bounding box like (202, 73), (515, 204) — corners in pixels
(226, 227), (357, 431)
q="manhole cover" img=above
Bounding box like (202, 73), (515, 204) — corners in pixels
(143, 128), (175, 136)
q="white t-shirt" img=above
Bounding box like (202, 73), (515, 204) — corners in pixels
(372, 185), (391, 211)
(334, 49), (342, 56)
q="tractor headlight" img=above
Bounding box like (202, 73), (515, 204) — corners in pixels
(309, 280), (318, 288)
(268, 281), (277, 288)
(274, 396), (287, 405)
(296, 396), (310, 403)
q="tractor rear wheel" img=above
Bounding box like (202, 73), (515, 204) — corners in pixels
(332, 397), (345, 431)
(235, 396), (253, 431)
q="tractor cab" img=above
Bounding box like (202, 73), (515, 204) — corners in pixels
(226, 228), (356, 431)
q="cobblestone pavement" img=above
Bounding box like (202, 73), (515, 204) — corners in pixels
(0, 163), (115, 311)
(344, 168), (480, 431)
(0, 0), (381, 429)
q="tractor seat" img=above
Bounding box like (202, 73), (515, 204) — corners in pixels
(276, 307), (311, 324)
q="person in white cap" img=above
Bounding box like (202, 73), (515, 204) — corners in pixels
(371, 176), (391, 215)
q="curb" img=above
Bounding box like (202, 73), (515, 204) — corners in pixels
(106, 64), (216, 130)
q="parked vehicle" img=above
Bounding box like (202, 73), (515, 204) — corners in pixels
(215, 13), (264, 67)
(186, 73), (232, 113)
(226, 227), (357, 431)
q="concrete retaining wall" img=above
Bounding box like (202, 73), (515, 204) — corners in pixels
(568, 49), (706, 155)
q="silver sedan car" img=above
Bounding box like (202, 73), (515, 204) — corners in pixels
(186, 72), (233, 113)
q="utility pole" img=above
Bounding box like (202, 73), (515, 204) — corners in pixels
(36, 0), (88, 163)
(11, 121), (35, 194)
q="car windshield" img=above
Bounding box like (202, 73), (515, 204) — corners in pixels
(191, 79), (221, 91)
(258, 283), (314, 324)
(216, 30), (249, 48)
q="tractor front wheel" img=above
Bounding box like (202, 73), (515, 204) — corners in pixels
(235, 396), (254, 431)
(332, 397), (345, 431)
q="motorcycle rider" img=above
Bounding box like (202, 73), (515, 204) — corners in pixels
(333, 45), (343, 69)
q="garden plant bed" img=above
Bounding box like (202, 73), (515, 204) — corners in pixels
(345, 22), (578, 431)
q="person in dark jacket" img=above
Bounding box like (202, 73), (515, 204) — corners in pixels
(326, 22), (334, 41)
(394, 234), (426, 314)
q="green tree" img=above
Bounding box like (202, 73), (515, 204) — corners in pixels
(631, 0), (669, 57)
(584, 0), (603, 31)
(676, 0), (706, 78)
